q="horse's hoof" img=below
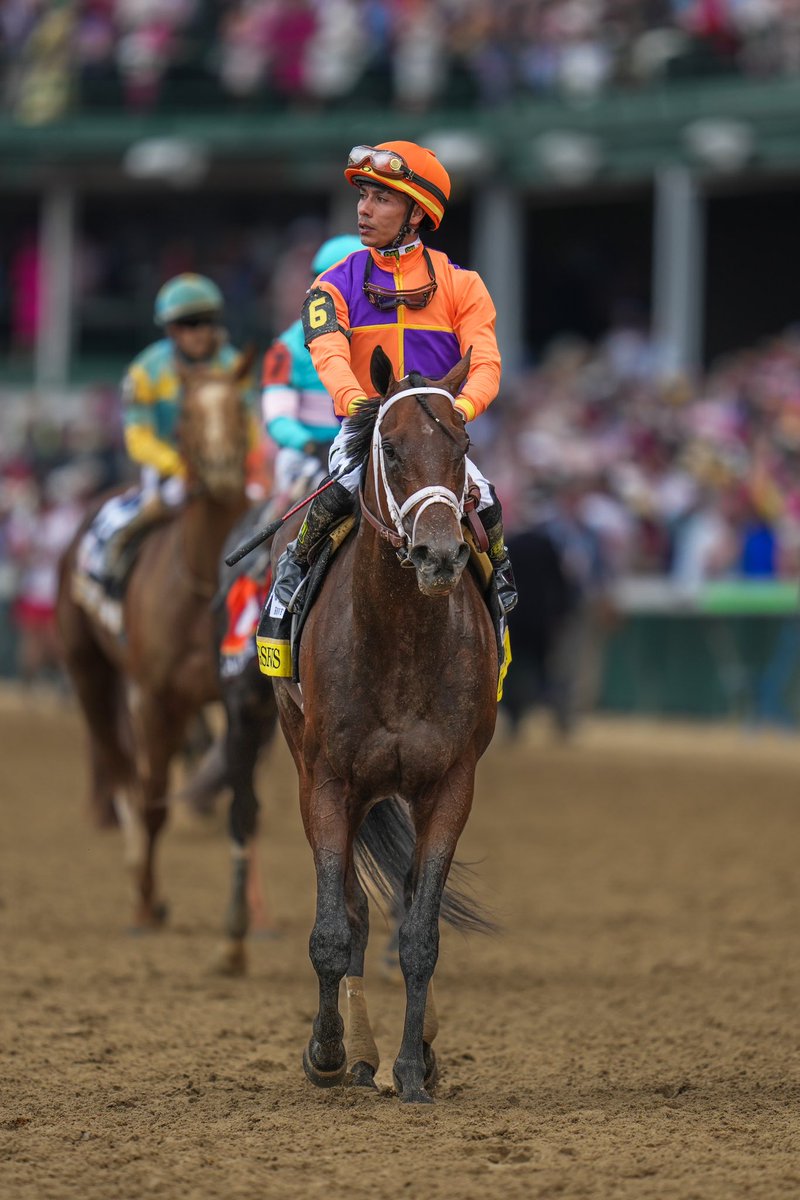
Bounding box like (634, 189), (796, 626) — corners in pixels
(127, 902), (169, 933)
(393, 1071), (435, 1105)
(210, 940), (247, 976)
(400, 1090), (435, 1105)
(348, 1061), (379, 1090)
(423, 1043), (438, 1091)
(302, 1042), (347, 1088)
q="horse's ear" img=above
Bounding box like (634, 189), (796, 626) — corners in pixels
(370, 346), (395, 397)
(436, 347), (472, 400)
(233, 344), (257, 382)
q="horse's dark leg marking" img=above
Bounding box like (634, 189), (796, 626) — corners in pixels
(214, 670), (278, 974)
(224, 674), (267, 938)
(304, 807), (351, 1085)
(344, 864), (379, 1088)
(394, 773), (474, 1103)
(392, 850), (449, 1103)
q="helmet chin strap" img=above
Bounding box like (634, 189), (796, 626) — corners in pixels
(381, 198), (418, 252)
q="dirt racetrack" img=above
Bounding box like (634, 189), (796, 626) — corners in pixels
(2, 691), (800, 1200)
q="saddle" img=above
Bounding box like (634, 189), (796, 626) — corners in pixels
(72, 508), (171, 639)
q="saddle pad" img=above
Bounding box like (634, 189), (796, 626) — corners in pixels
(290, 515), (357, 682)
(463, 525), (511, 701)
(220, 573), (269, 678)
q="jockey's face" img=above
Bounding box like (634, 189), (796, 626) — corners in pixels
(357, 182), (424, 249)
(167, 316), (220, 362)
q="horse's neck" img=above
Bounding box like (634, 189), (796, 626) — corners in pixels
(179, 491), (245, 588)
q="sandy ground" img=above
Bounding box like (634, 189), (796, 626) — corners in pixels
(2, 690), (800, 1199)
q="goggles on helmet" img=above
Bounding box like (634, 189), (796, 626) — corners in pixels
(171, 313), (220, 329)
(347, 145), (449, 209)
(362, 247), (438, 312)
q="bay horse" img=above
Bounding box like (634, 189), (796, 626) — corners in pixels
(271, 345), (498, 1103)
(56, 351), (254, 927)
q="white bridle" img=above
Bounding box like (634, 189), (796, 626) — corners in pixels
(371, 386), (468, 549)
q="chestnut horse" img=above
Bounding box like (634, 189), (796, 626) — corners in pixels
(271, 346), (498, 1103)
(56, 353), (254, 927)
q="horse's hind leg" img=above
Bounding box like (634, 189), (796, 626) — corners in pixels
(344, 864), (380, 1089)
(58, 598), (132, 828)
(302, 777), (351, 1088)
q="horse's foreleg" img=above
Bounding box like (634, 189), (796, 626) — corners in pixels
(215, 673), (270, 975)
(303, 784), (351, 1088)
(130, 691), (182, 928)
(344, 865), (379, 1088)
(393, 780), (473, 1104)
(392, 850), (448, 1103)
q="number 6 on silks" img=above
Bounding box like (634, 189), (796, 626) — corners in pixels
(302, 288), (339, 342)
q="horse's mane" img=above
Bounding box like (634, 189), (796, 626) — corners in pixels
(343, 396), (381, 465)
(343, 372), (432, 465)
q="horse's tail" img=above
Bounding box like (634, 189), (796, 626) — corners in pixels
(354, 797), (498, 936)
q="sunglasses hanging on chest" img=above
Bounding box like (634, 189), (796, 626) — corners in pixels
(362, 248), (438, 312)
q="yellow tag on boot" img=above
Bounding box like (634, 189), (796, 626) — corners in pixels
(256, 636), (292, 678)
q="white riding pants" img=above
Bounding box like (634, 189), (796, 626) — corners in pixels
(328, 417), (493, 509)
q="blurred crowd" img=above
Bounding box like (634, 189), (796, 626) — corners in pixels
(4, 318), (800, 677)
(484, 320), (800, 585)
(0, 392), (125, 685)
(1, 216), (328, 360)
(4, 0), (800, 122)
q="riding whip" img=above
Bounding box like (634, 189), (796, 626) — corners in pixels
(224, 478), (338, 566)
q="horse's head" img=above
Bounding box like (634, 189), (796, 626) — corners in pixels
(177, 346), (256, 503)
(360, 344), (473, 598)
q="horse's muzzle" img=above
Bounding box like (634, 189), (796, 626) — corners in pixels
(409, 539), (470, 597)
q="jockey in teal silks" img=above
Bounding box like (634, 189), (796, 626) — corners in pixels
(262, 235), (362, 498)
(218, 236), (363, 675)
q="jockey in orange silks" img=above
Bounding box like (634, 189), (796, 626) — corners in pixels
(266, 139), (517, 627)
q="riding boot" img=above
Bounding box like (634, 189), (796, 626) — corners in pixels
(256, 478), (353, 677)
(478, 494), (518, 615)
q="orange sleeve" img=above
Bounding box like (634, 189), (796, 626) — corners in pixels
(261, 339), (291, 386)
(450, 271), (502, 421)
(303, 282), (368, 418)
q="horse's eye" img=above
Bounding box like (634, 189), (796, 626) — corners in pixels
(382, 441), (397, 462)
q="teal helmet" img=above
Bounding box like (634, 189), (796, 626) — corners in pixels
(311, 235), (363, 276)
(154, 273), (224, 326)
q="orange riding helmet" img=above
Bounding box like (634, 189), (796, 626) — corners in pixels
(344, 141), (451, 230)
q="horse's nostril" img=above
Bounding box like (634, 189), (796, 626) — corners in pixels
(410, 544), (431, 566)
(456, 541), (470, 567)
